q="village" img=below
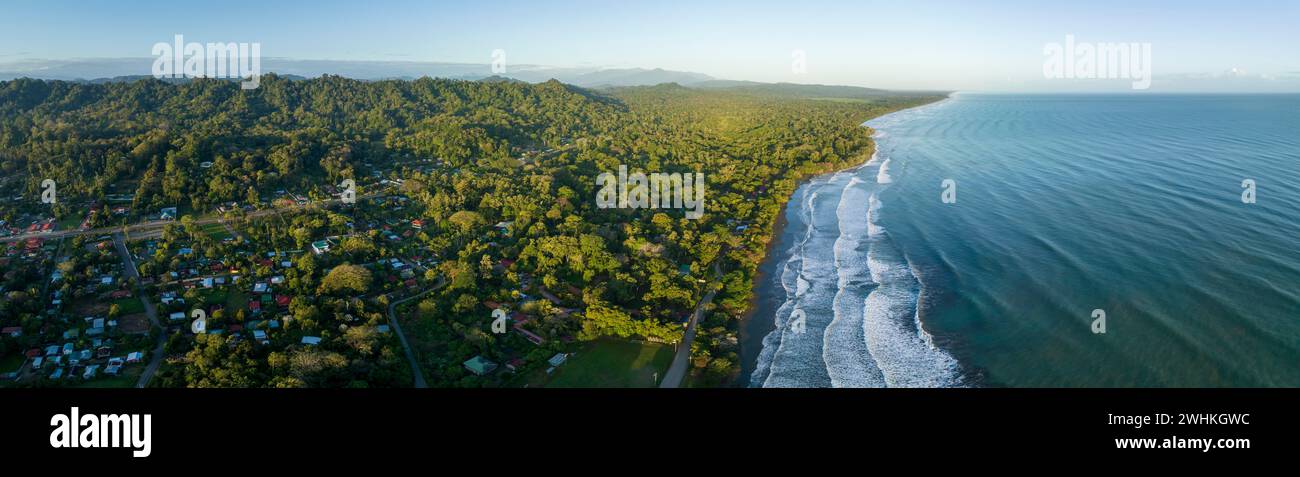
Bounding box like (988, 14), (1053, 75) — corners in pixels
(0, 150), (673, 388)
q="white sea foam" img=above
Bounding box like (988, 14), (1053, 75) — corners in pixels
(876, 158), (894, 184)
(823, 170), (886, 387)
(861, 237), (963, 387)
(754, 101), (965, 388)
(867, 193), (885, 237)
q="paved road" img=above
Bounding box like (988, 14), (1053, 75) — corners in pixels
(384, 278), (446, 389)
(112, 233), (165, 388)
(659, 263), (723, 388)
(0, 193), (387, 244)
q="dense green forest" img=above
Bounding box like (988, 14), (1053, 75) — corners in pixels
(0, 75), (941, 387)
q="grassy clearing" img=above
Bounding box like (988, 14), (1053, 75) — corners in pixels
(0, 354), (24, 373)
(200, 222), (232, 240)
(546, 338), (674, 388)
(111, 297), (145, 315)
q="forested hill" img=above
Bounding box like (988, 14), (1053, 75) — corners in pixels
(0, 74), (941, 386)
(0, 74), (623, 214)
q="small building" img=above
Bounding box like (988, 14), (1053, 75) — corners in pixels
(463, 356), (498, 376)
(301, 336), (322, 346)
(494, 221), (514, 235)
(505, 358), (526, 372)
(105, 358), (124, 375)
(311, 240), (331, 255)
(548, 353), (569, 367)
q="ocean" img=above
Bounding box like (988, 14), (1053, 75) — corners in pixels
(743, 93), (1300, 387)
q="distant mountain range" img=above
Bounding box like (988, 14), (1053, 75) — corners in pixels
(0, 58), (932, 97)
(0, 58), (715, 87)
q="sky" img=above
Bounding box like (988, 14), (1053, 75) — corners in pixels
(1, 0), (1298, 91)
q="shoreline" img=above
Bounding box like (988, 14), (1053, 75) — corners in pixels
(734, 96), (949, 387)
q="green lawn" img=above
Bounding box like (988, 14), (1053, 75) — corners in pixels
(0, 353), (24, 373)
(194, 288), (229, 307)
(200, 222), (233, 240)
(224, 289), (248, 313)
(546, 339), (674, 388)
(57, 215), (85, 230)
(111, 297), (145, 315)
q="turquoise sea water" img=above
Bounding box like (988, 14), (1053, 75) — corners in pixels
(746, 93), (1300, 387)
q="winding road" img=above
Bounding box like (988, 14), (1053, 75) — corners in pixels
(384, 277), (446, 389)
(659, 262), (723, 388)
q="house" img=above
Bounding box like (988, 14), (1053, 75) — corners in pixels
(169, 311), (186, 321)
(463, 356), (498, 376)
(311, 240), (331, 255)
(300, 336), (322, 345)
(105, 358), (124, 375)
(83, 364), (100, 379)
(505, 358), (526, 372)
(126, 352), (143, 363)
(1, 326), (20, 337)
(547, 353), (569, 367)
(494, 221), (514, 235)
(49, 368), (64, 379)
(160, 207), (178, 220)
(253, 330), (268, 342)
(31, 357), (43, 369)
(411, 219), (425, 229)
(514, 324), (546, 345)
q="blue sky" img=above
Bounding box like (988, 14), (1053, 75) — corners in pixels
(2, 0), (1297, 90)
